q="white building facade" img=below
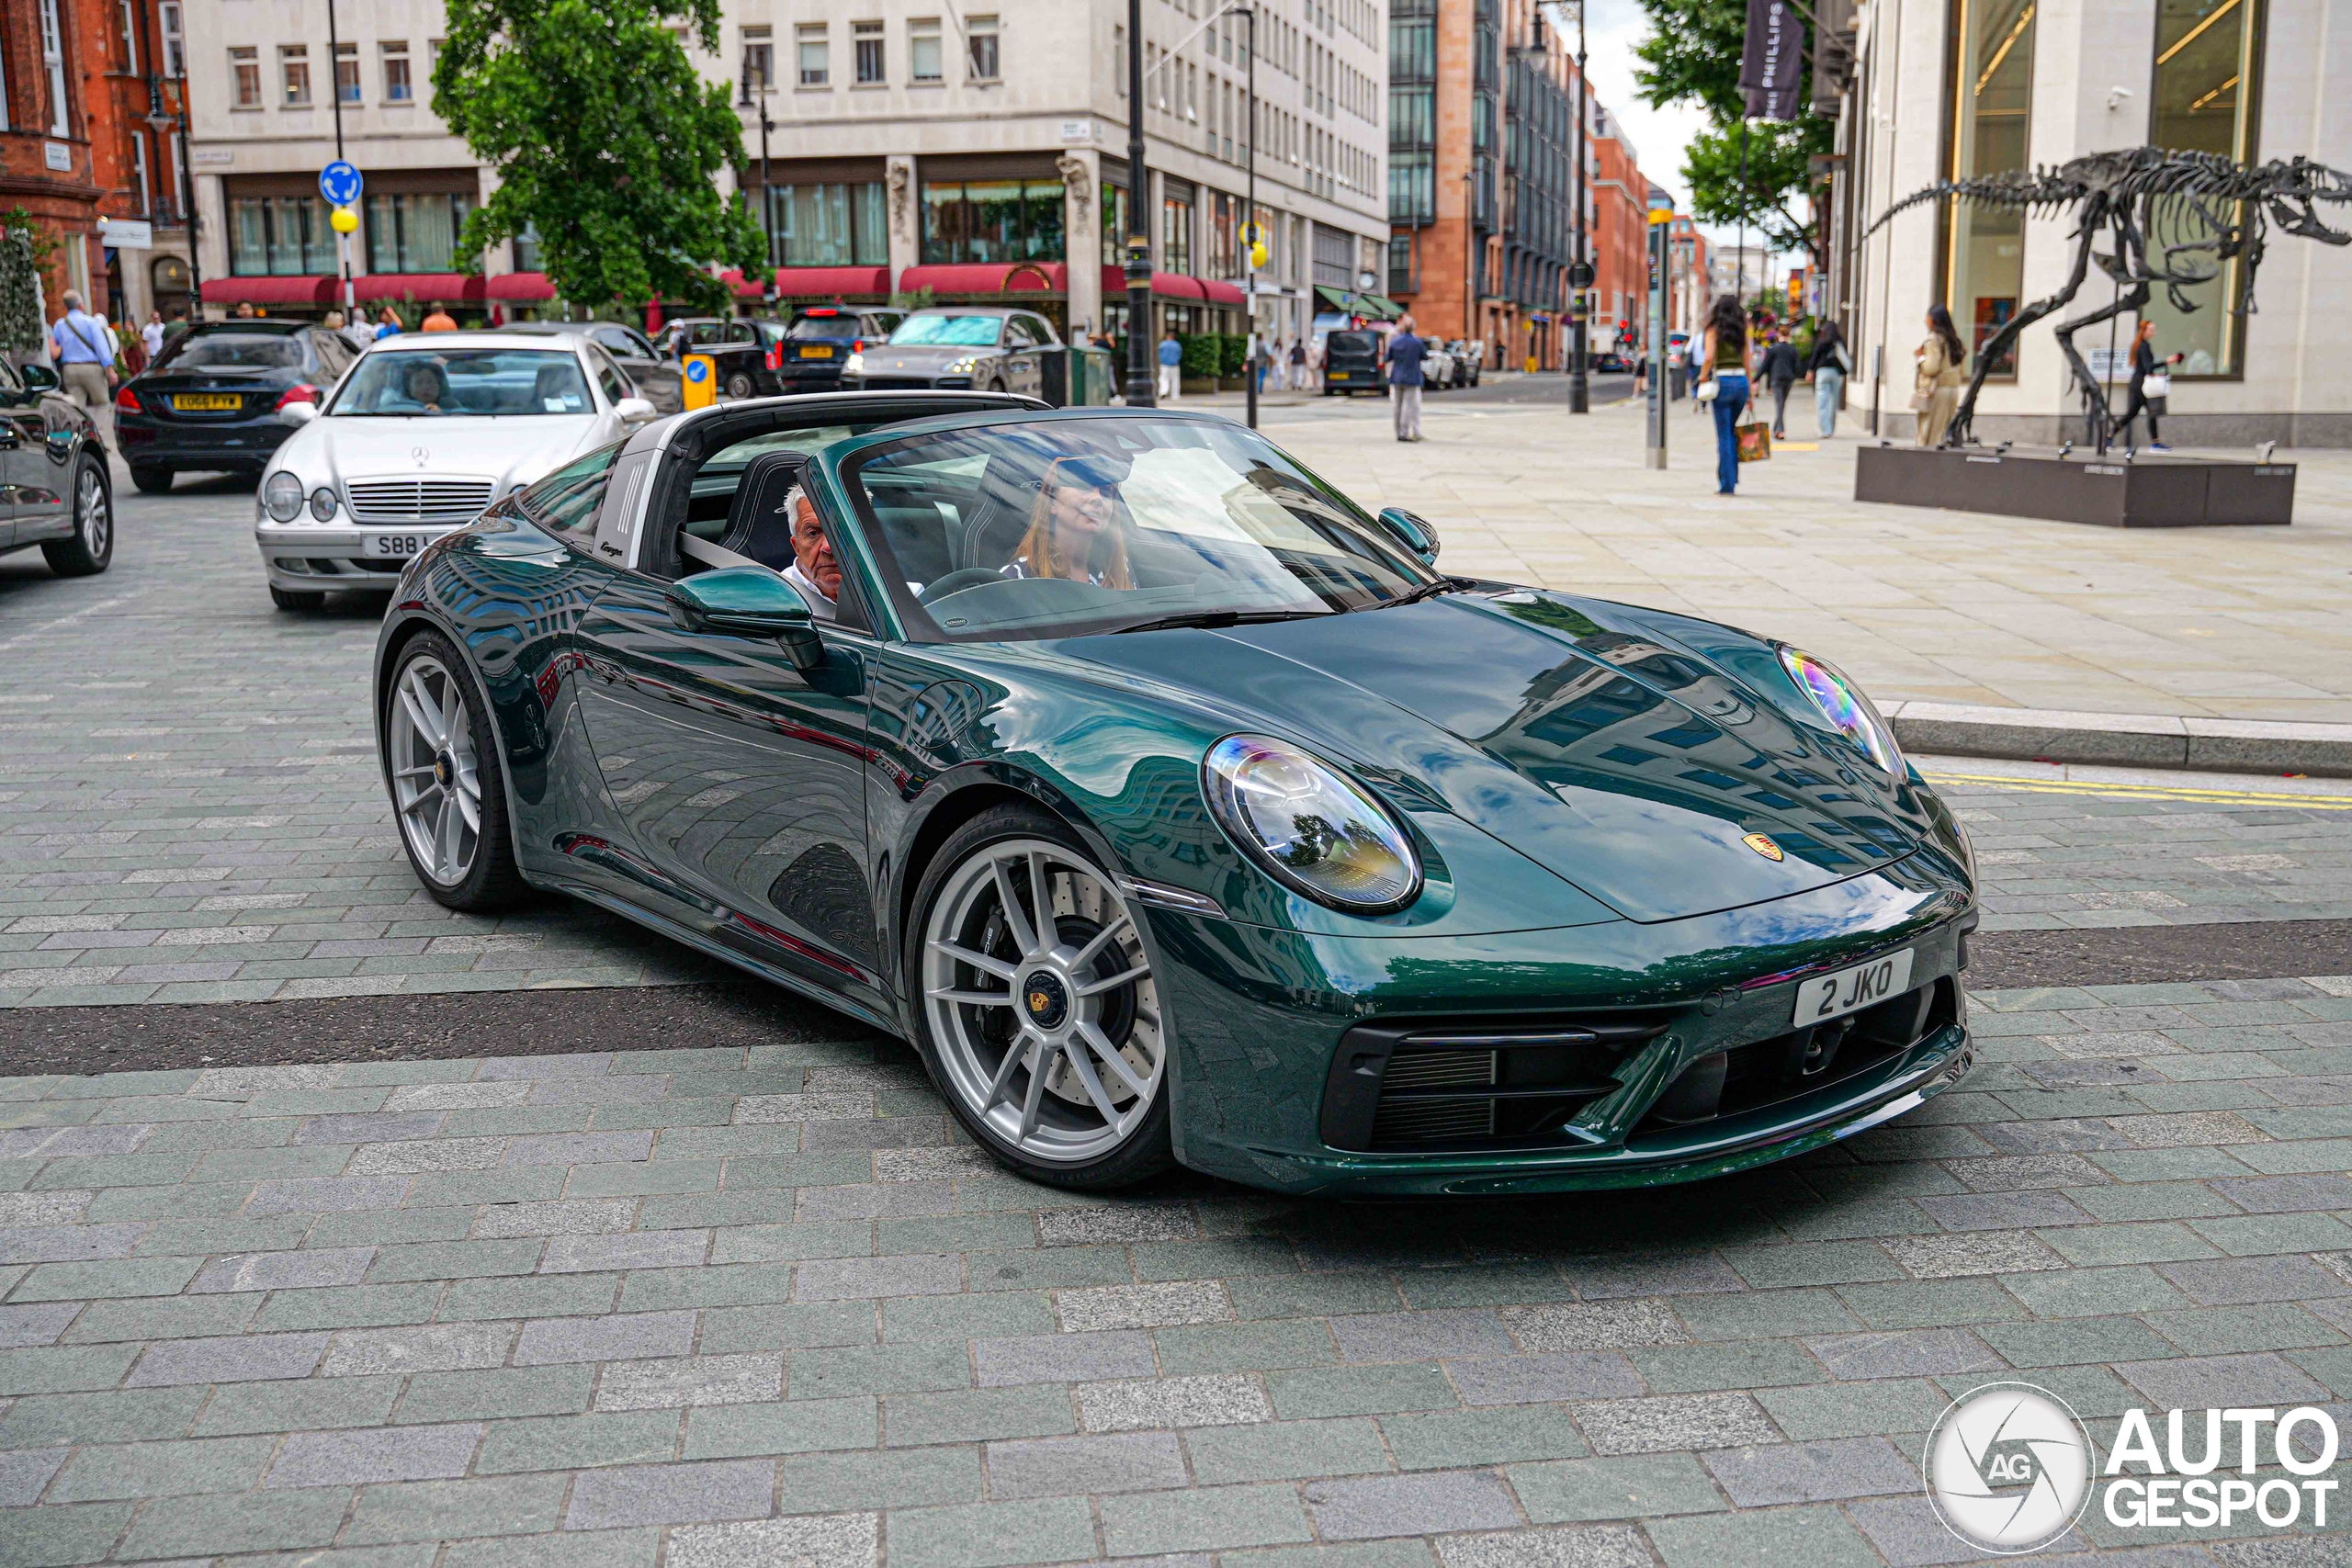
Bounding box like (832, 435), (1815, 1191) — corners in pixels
(1824, 0), (2352, 446)
(181, 0), (1390, 345)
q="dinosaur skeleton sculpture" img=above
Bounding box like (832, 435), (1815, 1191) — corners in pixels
(1867, 148), (2352, 448)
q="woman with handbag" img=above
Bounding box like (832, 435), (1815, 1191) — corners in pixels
(1697, 295), (1750, 495)
(2120, 321), (2181, 452)
(1914, 306), (1966, 446)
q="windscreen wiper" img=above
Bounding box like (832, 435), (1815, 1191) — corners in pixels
(1381, 577), (1473, 608)
(1107, 607), (1329, 636)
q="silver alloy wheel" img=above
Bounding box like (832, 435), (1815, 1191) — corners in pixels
(77, 467), (107, 558)
(388, 655), (482, 886)
(922, 837), (1163, 1165)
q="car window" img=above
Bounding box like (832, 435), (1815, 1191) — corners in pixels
(1002, 317), (1037, 348)
(311, 333), (351, 377)
(1018, 315), (1055, 345)
(889, 314), (1004, 348)
(330, 348), (594, 417)
(786, 312), (854, 340)
(0, 357), (20, 393)
(589, 348), (630, 407)
(591, 327), (646, 359)
(517, 440), (624, 537)
(1329, 332), (1375, 356)
(153, 331), (305, 371)
(842, 416), (1434, 644)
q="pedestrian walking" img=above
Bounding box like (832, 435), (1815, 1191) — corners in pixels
(1913, 305), (1965, 446)
(1287, 335), (1307, 389)
(1761, 327), (1801, 438)
(141, 310), (165, 364)
(375, 306), (404, 341)
(2119, 320), (2181, 452)
(1252, 333), (1271, 396)
(48, 291), (117, 414)
(1387, 314), (1427, 442)
(1697, 294), (1750, 495)
(1806, 318), (1850, 437)
(1156, 328), (1182, 401)
(421, 306), (458, 333)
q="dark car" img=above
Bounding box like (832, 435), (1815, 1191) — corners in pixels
(113, 321), (359, 493)
(1321, 329), (1380, 395)
(842, 307), (1066, 401)
(762, 307), (905, 395)
(0, 357), (113, 578)
(506, 320), (682, 414)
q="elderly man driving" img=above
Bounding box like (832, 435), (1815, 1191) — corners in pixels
(779, 488), (839, 621)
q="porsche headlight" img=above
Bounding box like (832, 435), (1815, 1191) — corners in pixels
(944, 356), (978, 376)
(1778, 647), (1903, 774)
(843, 351), (866, 376)
(262, 471), (304, 523)
(1203, 735), (1421, 913)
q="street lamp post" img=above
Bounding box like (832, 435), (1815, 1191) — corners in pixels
(738, 71), (777, 284)
(325, 0), (354, 313)
(1125, 0), (1155, 406)
(1566, 1), (1589, 414)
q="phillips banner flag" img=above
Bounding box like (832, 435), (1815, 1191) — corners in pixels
(1741, 0), (1805, 120)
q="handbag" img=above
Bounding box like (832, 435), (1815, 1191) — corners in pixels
(1695, 378), (1719, 402)
(2143, 371), (2171, 399)
(1907, 389), (1933, 412)
(1736, 421), (1772, 463)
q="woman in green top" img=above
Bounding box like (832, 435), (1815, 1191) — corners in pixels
(1698, 295), (1750, 495)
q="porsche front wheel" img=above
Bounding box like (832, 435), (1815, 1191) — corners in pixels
(384, 633), (525, 911)
(910, 806), (1173, 1188)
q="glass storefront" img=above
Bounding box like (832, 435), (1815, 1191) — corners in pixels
(365, 192), (475, 273)
(1942, 0), (2035, 378)
(763, 182), (889, 267)
(921, 179), (1066, 265)
(2145, 0), (2264, 376)
(230, 196), (335, 276)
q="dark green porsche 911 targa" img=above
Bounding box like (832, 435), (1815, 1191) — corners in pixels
(373, 392), (1977, 1196)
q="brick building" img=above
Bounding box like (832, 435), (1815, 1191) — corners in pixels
(1385, 0), (1645, 371)
(0, 0), (195, 335)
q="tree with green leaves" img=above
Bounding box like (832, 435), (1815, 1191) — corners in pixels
(433, 0), (768, 318)
(1634, 0), (1832, 263)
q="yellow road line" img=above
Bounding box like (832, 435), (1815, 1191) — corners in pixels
(1923, 769), (2352, 810)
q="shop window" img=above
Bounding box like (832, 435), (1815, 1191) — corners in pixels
(366, 191), (476, 273)
(768, 182), (890, 266)
(230, 196), (335, 275)
(1941, 0), (2034, 379)
(922, 179), (1066, 265)
(1161, 196), (1193, 275)
(2145, 0), (2264, 376)
(1100, 180), (1131, 267)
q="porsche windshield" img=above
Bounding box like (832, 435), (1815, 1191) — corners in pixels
(842, 415), (1438, 643)
(330, 349), (594, 417)
(888, 314), (1003, 347)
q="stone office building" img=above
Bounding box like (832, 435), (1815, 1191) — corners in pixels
(1824, 0), (2352, 446)
(180, 0), (1390, 348)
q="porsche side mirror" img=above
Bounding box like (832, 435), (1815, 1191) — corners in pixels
(665, 566), (824, 671)
(1375, 506), (1442, 567)
(20, 364), (58, 393)
(616, 397), (656, 423)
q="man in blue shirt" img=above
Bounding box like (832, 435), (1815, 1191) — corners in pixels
(1385, 315), (1426, 442)
(49, 291), (117, 414)
(1156, 328), (1182, 403)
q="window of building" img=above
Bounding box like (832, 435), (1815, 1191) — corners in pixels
(130, 131), (151, 213)
(280, 44), (311, 107)
(2146, 0), (2265, 376)
(1387, 231), (1417, 296)
(1161, 194), (1193, 274)
(160, 2), (185, 75)
(910, 18), (942, 83)
(764, 181), (889, 266)
(797, 24), (829, 86)
(230, 195), (335, 275)
(40, 0), (68, 134)
(366, 191), (476, 273)
(117, 0), (137, 71)
(335, 41), (360, 103)
(921, 179), (1065, 265)
(967, 16), (999, 81)
(1389, 151), (1432, 224)
(854, 21), (885, 84)
(742, 27), (773, 91)
(1100, 179), (1130, 266)
(514, 224), (541, 273)
(0, 34), (12, 131)
(383, 40), (412, 102)
(1941, 0), (2034, 378)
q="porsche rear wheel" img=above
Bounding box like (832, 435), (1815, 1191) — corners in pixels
(384, 632), (526, 911)
(910, 806), (1173, 1188)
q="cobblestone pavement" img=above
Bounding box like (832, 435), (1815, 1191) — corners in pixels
(4, 430), (2352, 1565)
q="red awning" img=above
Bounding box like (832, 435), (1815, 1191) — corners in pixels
(1098, 266), (1207, 301)
(770, 265), (891, 299)
(899, 262), (1068, 295)
(1197, 278), (1247, 306)
(486, 272), (556, 302)
(352, 274), (488, 303)
(200, 276), (334, 307)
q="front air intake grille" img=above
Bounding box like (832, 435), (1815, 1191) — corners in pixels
(1321, 1015), (1671, 1154)
(346, 478), (495, 525)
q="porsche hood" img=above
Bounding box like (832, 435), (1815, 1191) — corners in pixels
(1066, 591), (1935, 925)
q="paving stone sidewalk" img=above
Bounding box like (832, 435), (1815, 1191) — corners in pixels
(6, 980), (2352, 1566)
